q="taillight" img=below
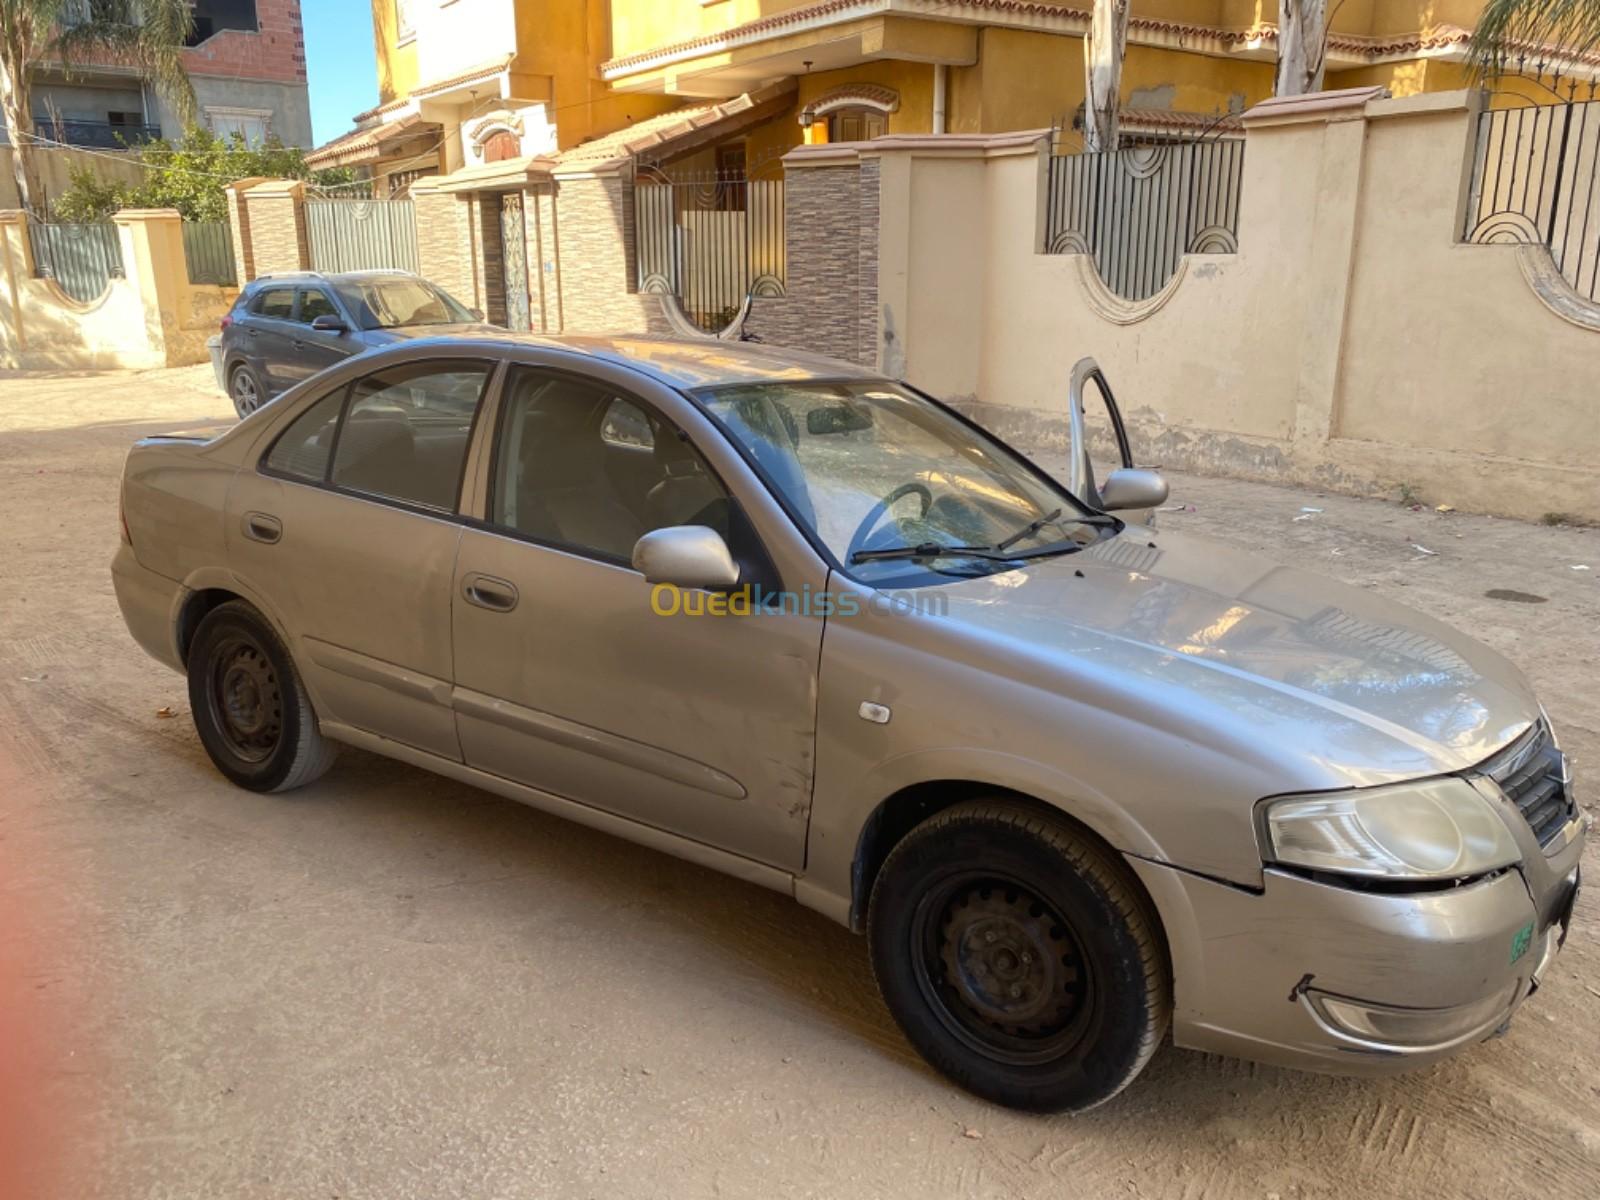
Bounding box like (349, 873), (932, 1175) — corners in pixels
(220, 314), (233, 331)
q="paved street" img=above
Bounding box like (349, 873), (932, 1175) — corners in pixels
(2, 364), (1598, 1199)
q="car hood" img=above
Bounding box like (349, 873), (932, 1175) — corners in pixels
(931, 526), (1538, 788)
(360, 322), (500, 345)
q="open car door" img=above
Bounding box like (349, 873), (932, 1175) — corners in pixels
(1067, 356), (1168, 526)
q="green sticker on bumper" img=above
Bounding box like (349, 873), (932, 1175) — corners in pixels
(1510, 921), (1535, 964)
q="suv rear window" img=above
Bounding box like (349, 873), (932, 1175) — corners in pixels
(251, 288), (295, 320)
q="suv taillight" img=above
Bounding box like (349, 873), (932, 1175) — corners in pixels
(220, 314), (233, 331)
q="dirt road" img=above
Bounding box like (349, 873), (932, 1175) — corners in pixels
(1, 365), (1597, 1199)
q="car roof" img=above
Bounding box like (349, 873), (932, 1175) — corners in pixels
(371, 331), (888, 390)
(248, 269), (420, 287)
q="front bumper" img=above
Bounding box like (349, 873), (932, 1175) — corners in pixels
(1131, 827), (1584, 1075)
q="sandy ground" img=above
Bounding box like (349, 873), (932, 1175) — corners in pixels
(1, 364), (1598, 1200)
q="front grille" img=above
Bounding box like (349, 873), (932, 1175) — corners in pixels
(1479, 722), (1576, 848)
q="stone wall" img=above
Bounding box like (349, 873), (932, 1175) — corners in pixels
(549, 169), (667, 336)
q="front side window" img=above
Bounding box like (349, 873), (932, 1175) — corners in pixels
(329, 361), (491, 512)
(698, 381), (1104, 584)
(297, 288), (339, 324)
(333, 277), (472, 331)
(492, 368), (731, 564)
(251, 287), (294, 320)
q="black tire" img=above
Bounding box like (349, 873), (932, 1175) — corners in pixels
(228, 362), (266, 419)
(186, 601), (338, 793)
(868, 800), (1170, 1113)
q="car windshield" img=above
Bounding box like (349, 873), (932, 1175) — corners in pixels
(332, 278), (474, 330)
(698, 381), (1107, 585)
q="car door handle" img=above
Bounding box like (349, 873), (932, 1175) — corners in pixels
(292, 339), (304, 351)
(462, 573), (518, 613)
(242, 512), (281, 544)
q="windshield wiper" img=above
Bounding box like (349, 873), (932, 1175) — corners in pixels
(851, 541), (1018, 564)
(996, 507), (1063, 551)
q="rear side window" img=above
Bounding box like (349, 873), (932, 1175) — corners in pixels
(251, 287), (295, 319)
(263, 390), (344, 481)
(329, 361), (492, 512)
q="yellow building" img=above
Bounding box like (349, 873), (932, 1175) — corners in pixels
(310, 1), (1599, 187)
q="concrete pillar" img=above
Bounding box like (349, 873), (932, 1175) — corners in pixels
(0, 210), (33, 362)
(111, 208), (190, 365)
(1237, 87), (1390, 447)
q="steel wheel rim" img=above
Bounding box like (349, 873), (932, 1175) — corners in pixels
(910, 871), (1095, 1066)
(231, 369), (259, 414)
(207, 634), (281, 763)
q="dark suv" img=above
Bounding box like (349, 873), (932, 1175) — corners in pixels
(215, 270), (495, 417)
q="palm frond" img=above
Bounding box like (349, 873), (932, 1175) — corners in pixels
(1469, 0), (1600, 80)
(47, 0), (196, 120)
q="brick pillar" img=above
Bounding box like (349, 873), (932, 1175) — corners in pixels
(223, 175), (266, 282)
(548, 164), (658, 334)
(239, 179), (310, 276)
(410, 178), (476, 307)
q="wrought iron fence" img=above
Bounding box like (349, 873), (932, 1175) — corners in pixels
(1044, 129), (1244, 302)
(33, 117), (161, 149)
(635, 168), (785, 334)
(28, 219), (124, 302)
(1463, 99), (1600, 301)
(305, 196), (419, 274)
(181, 220), (237, 286)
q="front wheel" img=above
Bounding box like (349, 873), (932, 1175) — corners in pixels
(868, 800), (1170, 1112)
(186, 601), (338, 792)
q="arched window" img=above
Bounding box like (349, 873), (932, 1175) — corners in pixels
(482, 129), (520, 163)
(799, 84), (899, 144)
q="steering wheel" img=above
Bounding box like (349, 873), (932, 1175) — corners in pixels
(845, 481), (934, 562)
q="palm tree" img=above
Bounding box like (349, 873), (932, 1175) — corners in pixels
(1, 0), (194, 215)
(1082, 0), (1129, 152)
(1470, 0), (1600, 81)
(1275, 1), (1329, 96)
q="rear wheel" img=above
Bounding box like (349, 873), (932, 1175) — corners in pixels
(868, 800), (1169, 1112)
(229, 362), (265, 418)
(186, 601), (337, 792)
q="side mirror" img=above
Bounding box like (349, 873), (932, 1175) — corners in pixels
(310, 314), (348, 334)
(632, 526), (740, 589)
(1098, 468), (1169, 512)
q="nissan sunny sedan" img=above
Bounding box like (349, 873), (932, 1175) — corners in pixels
(112, 334), (1585, 1112)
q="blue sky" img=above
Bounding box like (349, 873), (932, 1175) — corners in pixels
(304, 2), (380, 145)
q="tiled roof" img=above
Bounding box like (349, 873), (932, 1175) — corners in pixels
(304, 112), (435, 169)
(555, 82), (796, 169)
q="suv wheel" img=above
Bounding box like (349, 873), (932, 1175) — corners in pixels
(186, 601), (338, 792)
(229, 363), (265, 418)
(868, 800), (1170, 1112)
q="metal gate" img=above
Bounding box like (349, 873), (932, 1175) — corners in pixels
(500, 192), (532, 331)
(305, 197), (419, 274)
(28, 220), (124, 302)
(635, 167), (785, 333)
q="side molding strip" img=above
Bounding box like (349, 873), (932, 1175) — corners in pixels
(451, 687), (748, 800)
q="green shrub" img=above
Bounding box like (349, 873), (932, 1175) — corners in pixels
(53, 127), (356, 223)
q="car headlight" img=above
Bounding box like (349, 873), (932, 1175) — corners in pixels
(1263, 777), (1522, 881)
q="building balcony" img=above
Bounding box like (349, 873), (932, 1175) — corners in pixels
(34, 118), (162, 149)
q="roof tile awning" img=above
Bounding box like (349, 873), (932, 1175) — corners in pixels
(554, 80), (796, 173)
(304, 111), (439, 169)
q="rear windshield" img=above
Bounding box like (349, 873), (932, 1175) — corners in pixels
(332, 278), (474, 330)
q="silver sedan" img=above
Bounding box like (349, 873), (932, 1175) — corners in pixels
(112, 334), (1584, 1111)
